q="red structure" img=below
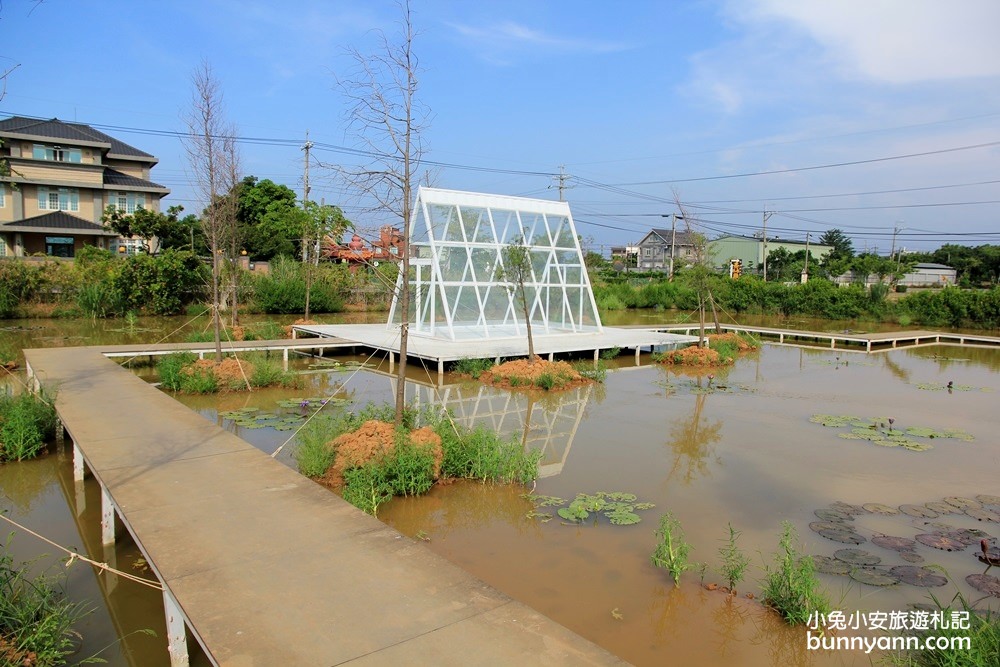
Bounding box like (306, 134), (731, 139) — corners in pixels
(322, 225), (403, 267)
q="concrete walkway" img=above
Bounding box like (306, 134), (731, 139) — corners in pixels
(24, 346), (625, 666)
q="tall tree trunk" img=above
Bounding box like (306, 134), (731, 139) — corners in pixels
(212, 252), (222, 361)
(304, 262), (313, 321)
(698, 293), (706, 347)
(708, 288), (721, 334)
(520, 283), (535, 362)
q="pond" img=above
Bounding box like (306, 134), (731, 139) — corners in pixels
(2, 314), (998, 666)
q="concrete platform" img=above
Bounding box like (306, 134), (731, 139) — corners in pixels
(24, 346), (627, 666)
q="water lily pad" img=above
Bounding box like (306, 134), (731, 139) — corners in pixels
(966, 573), (1000, 598)
(829, 502), (866, 516)
(810, 521), (853, 533)
(890, 566), (947, 587)
(978, 546), (1000, 566)
(899, 551), (924, 563)
(815, 508), (853, 522)
(606, 509), (642, 526)
(863, 503), (900, 515)
(900, 504), (938, 518)
(924, 502), (960, 515)
(850, 568), (899, 587)
(871, 535), (917, 552)
(812, 556), (851, 575)
(966, 508), (1000, 522)
(834, 549), (881, 566)
(819, 529), (865, 544)
(944, 496), (981, 510)
(947, 529), (993, 546)
(977, 494), (1000, 507)
(915, 534), (966, 551)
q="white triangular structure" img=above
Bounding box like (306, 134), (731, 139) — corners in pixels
(388, 187), (603, 341)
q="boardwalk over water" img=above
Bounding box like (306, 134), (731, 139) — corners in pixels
(23, 345), (623, 666)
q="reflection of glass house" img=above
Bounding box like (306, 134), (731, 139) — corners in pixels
(389, 188), (602, 341)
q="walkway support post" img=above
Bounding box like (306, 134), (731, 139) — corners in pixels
(73, 441), (85, 482)
(163, 589), (190, 667)
(282, 348), (289, 371)
(101, 486), (115, 545)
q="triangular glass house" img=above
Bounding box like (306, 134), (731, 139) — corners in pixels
(388, 187), (603, 341)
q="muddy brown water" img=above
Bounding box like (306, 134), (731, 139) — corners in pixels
(2, 313), (999, 666)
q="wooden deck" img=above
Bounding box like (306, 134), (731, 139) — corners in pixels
(23, 346), (624, 667)
(623, 324), (1000, 353)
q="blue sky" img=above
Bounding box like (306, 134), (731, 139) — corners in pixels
(3, 0), (999, 252)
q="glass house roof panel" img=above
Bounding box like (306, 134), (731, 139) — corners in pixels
(392, 187), (602, 340)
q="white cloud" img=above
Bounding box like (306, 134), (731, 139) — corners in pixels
(737, 0), (1000, 83)
(447, 20), (634, 62)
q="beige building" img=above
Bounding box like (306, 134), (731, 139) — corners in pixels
(0, 116), (169, 257)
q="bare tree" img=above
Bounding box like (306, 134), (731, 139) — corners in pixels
(336, 0), (427, 425)
(673, 193), (717, 345)
(183, 62), (242, 361)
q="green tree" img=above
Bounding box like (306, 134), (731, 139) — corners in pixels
(818, 228), (854, 261)
(101, 205), (193, 255)
(300, 201), (352, 319)
(236, 176), (301, 260)
(496, 239), (537, 362)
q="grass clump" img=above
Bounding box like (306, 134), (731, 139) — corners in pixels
(760, 522), (830, 625)
(452, 357), (495, 379)
(0, 539), (89, 666)
(884, 592), (999, 667)
(651, 512), (695, 586)
(717, 522), (750, 594)
(157, 352), (296, 393)
(295, 405), (541, 515)
(0, 391), (58, 462)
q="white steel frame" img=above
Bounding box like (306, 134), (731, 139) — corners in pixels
(388, 187), (603, 341)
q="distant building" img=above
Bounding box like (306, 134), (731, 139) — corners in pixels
(636, 229), (700, 270)
(610, 245), (638, 267)
(709, 234), (832, 274)
(898, 263), (956, 287)
(0, 116), (169, 258)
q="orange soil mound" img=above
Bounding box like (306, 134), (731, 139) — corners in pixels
(321, 420), (443, 487)
(182, 357), (255, 387)
(480, 357), (591, 391)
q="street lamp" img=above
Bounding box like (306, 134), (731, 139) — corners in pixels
(660, 213), (683, 280)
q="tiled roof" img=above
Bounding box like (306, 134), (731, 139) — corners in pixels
(1, 211), (115, 234)
(644, 229), (701, 246)
(0, 116), (155, 160)
(104, 168), (168, 191)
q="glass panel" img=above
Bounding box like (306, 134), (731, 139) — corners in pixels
(33, 145), (45, 160)
(529, 249), (549, 281)
(469, 247), (499, 281)
(520, 213), (545, 245)
(493, 209), (519, 244)
(459, 206), (485, 242)
(551, 217), (576, 248)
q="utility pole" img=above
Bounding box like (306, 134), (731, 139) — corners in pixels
(801, 232), (811, 284)
(762, 210), (773, 281)
(661, 213), (682, 280)
(890, 222), (901, 261)
(301, 131), (313, 262)
(550, 165), (573, 202)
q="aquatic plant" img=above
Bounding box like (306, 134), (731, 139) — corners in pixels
(717, 523), (751, 594)
(760, 522), (830, 625)
(599, 347), (621, 360)
(524, 491), (654, 526)
(651, 512), (694, 586)
(808, 414), (973, 452)
(0, 538), (90, 667)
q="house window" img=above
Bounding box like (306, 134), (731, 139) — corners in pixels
(45, 236), (75, 258)
(109, 191), (145, 214)
(0, 184), (5, 208)
(32, 144), (82, 163)
(644, 248), (651, 257)
(116, 238), (143, 255)
(38, 187), (79, 212)
(0, 235), (7, 257)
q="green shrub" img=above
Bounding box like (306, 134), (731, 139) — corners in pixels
(156, 353), (198, 391)
(535, 373), (556, 390)
(599, 347), (621, 360)
(185, 303), (211, 316)
(179, 365), (218, 393)
(717, 523), (750, 594)
(184, 330), (215, 343)
(573, 360), (607, 382)
(253, 256), (344, 314)
(760, 522), (830, 625)
(341, 464), (393, 515)
(0, 539), (89, 667)
(0, 391), (58, 462)
(243, 320), (285, 341)
(75, 281), (118, 319)
(384, 437), (437, 496)
(595, 293), (626, 311)
(110, 249), (207, 315)
(293, 416), (341, 477)
(452, 357), (495, 379)
(249, 359), (297, 389)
